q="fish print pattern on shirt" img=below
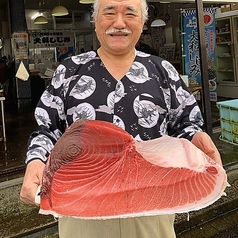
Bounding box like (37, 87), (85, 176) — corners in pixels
(26, 50), (203, 163)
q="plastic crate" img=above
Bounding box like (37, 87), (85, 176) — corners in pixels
(216, 99), (238, 145)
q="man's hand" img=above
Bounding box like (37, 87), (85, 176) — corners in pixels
(191, 131), (222, 166)
(20, 160), (45, 205)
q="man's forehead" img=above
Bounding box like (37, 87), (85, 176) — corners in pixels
(101, 0), (141, 11)
(103, 4), (138, 11)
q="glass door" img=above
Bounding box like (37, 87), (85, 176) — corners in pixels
(215, 17), (236, 84)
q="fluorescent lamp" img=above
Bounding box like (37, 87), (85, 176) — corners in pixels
(151, 19), (166, 27)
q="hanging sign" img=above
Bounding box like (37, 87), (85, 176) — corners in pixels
(16, 61), (29, 81)
(183, 8), (217, 101)
(12, 32), (29, 60)
(29, 31), (74, 48)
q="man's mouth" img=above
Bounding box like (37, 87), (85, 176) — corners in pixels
(106, 29), (132, 37)
(110, 33), (129, 36)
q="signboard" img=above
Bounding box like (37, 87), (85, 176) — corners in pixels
(182, 8), (217, 101)
(12, 32), (29, 60)
(29, 31), (74, 48)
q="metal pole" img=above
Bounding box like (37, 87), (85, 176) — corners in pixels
(195, 0), (213, 136)
(180, 10), (185, 75)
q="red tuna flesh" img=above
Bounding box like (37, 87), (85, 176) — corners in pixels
(39, 119), (227, 219)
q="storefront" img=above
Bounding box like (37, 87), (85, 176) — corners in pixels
(0, 0), (238, 114)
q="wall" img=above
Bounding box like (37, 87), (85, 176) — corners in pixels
(0, 4), (11, 58)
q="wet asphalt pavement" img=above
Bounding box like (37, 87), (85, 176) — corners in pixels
(0, 105), (238, 237)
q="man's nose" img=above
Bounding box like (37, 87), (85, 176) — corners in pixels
(113, 14), (126, 28)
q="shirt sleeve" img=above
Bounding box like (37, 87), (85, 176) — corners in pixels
(161, 61), (204, 140)
(25, 64), (67, 164)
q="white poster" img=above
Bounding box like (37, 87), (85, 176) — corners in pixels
(12, 32), (29, 60)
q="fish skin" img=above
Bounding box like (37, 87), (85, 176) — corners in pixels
(39, 119), (227, 219)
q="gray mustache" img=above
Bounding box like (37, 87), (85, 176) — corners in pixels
(106, 29), (132, 35)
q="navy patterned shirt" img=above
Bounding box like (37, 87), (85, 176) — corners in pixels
(26, 50), (203, 164)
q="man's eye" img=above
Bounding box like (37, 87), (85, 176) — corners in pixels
(126, 13), (136, 17)
(105, 12), (114, 15)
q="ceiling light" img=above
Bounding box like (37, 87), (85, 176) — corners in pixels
(34, 2), (48, 24)
(52, 1), (69, 16)
(143, 24), (148, 31)
(151, 19), (166, 27)
(31, 1), (48, 25)
(79, 0), (95, 4)
(0, 39), (3, 50)
(90, 16), (95, 23)
(34, 16), (48, 24)
(52, 6), (69, 16)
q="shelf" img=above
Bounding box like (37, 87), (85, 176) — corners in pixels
(216, 31), (231, 35)
(217, 69), (234, 72)
(217, 79), (235, 85)
(216, 42), (231, 45)
(217, 82), (238, 86)
(217, 56), (232, 58)
(215, 15), (238, 88)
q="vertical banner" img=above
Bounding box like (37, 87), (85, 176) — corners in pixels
(182, 8), (217, 101)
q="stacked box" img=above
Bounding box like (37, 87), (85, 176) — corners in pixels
(231, 3), (238, 11)
(220, 4), (231, 13)
(216, 99), (238, 145)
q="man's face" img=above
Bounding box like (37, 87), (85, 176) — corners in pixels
(95, 0), (144, 55)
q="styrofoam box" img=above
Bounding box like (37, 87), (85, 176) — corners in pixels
(216, 99), (238, 122)
(216, 99), (238, 145)
(220, 130), (238, 145)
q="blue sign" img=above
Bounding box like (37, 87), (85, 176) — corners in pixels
(183, 8), (217, 101)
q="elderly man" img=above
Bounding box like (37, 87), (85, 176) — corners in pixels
(20, 0), (222, 237)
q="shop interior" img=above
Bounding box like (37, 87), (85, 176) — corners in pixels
(0, 1), (237, 120)
(0, 1), (238, 237)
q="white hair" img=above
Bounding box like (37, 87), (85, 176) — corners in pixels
(92, 0), (148, 23)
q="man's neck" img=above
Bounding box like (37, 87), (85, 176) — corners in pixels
(98, 47), (135, 65)
(97, 48), (136, 80)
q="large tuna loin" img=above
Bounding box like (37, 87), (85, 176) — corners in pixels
(39, 119), (227, 219)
